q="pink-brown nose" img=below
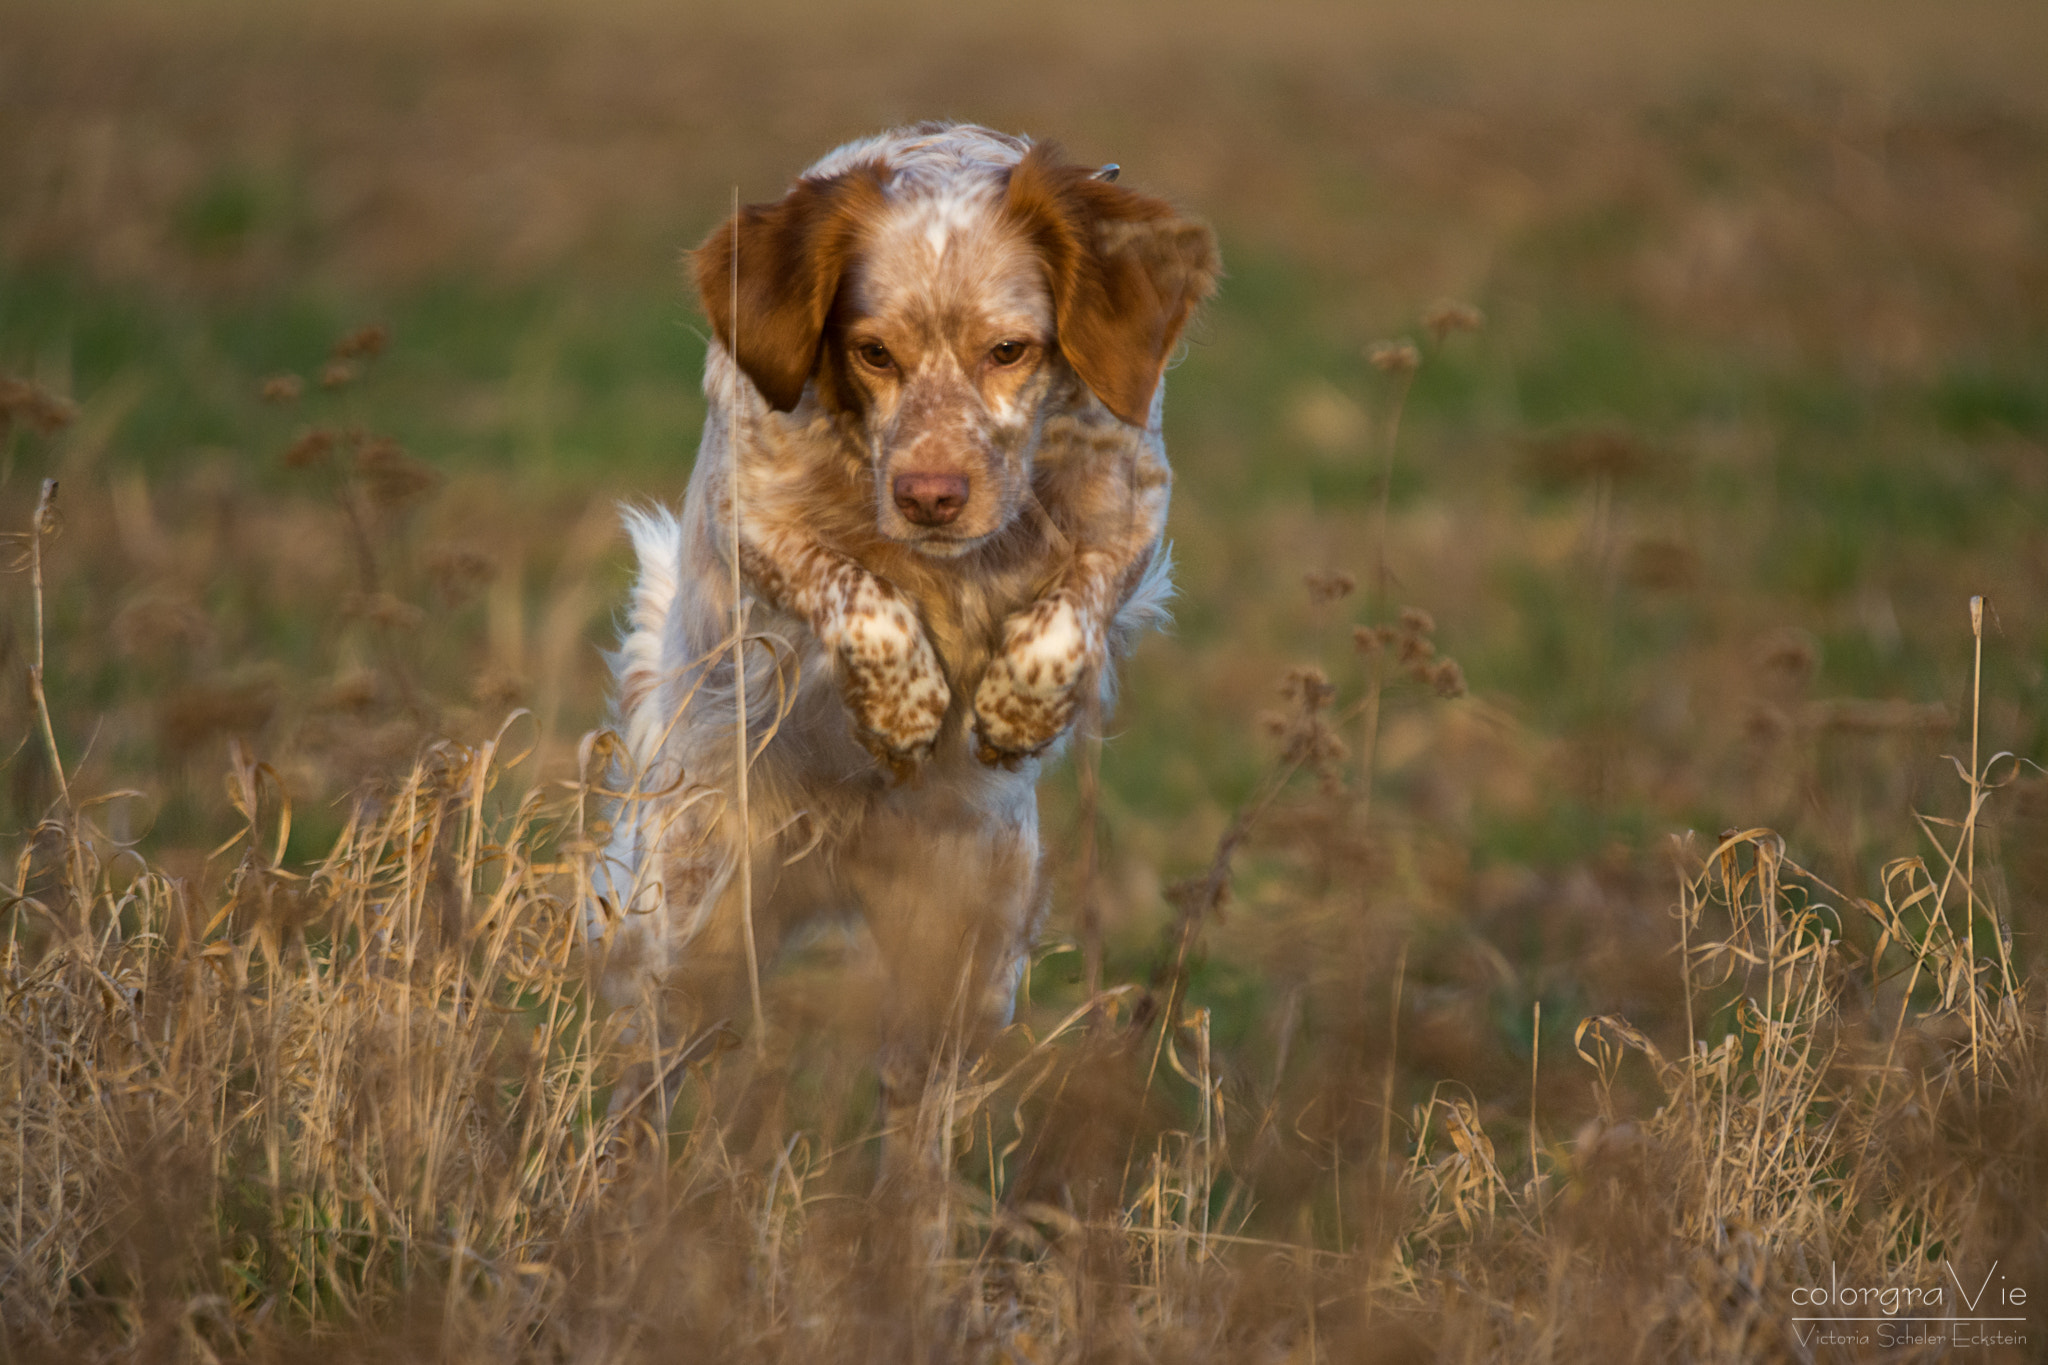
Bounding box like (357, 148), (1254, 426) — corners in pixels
(892, 472), (970, 527)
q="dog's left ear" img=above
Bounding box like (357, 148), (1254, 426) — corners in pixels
(693, 166), (886, 413)
(1005, 145), (1221, 428)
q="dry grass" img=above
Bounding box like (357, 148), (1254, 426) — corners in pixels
(3, 658), (2041, 1363)
(4, 2), (2047, 1359)
(5, 468), (2044, 1360)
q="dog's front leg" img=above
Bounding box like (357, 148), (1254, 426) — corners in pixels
(738, 533), (949, 778)
(973, 419), (1172, 767)
(973, 536), (1164, 768)
(971, 583), (1104, 767)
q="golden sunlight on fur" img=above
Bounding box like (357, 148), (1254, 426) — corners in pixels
(589, 124), (1219, 1158)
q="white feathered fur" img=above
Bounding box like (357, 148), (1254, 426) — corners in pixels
(588, 123), (1213, 1134)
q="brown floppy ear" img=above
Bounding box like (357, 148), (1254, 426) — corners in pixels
(692, 166), (886, 413)
(1004, 144), (1221, 427)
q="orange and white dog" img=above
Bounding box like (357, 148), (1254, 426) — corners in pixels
(589, 123), (1217, 1133)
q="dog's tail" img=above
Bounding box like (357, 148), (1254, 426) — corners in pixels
(588, 504), (688, 964)
(612, 503), (686, 771)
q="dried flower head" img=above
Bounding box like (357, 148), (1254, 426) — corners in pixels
(425, 544), (497, 606)
(1304, 569), (1357, 605)
(1262, 666), (1347, 771)
(1399, 606), (1436, 636)
(1278, 665), (1336, 711)
(321, 360), (360, 390)
(0, 376), (78, 438)
(1522, 427), (1651, 487)
(1421, 299), (1486, 345)
(1752, 628), (1820, 699)
(283, 427), (335, 469)
(1623, 537), (1698, 591)
(331, 324), (391, 362)
(1352, 625), (1382, 655)
(1431, 658), (1468, 699)
(260, 374), (304, 404)
(1368, 340), (1420, 378)
(355, 437), (440, 509)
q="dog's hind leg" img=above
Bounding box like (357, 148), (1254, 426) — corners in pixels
(592, 789), (796, 1160)
(844, 775), (1045, 1212)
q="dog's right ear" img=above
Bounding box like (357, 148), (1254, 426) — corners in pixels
(692, 167), (885, 413)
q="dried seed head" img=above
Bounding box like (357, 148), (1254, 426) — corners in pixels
(1753, 628), (1819, 689)
(321, 360), (360, 390)
(355, 437), (440, 509)
(0, 376), (78, 437)
(1279, 665), (1336, 711)
(425, 544), (497, 606)
(260, 374), (304, 404)
(283, 428), (335, 469)
(1421, 299), (1485, 345)
(331, 324), (391, 362)
(1399, 606), (1436, 636)
(1267, 665), (1349, 771)
(1522, 427), (1651, 487)
(1304, 569), (1357, 605)
(1431, 658), (1467, 699)
(1352, 625), (1382, 655)
(28, 484), (63, 542)
(1368, 340), (1420, 377)
(1398, 634), (1436, 667)
(1623, 537), (1697, 591)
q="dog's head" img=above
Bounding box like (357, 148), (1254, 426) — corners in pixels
(694, 136), (1219, 556)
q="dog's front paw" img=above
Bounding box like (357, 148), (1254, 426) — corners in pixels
(835, 588), (950, 779)
(973, 597), (1098, 768)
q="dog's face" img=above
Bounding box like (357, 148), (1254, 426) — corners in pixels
(829, 194), (1059, 552)
(696, 141), (1218, 557)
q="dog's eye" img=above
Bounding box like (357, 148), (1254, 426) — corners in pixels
(854, 342), (894, 372)
(989, 340), (1028, 367)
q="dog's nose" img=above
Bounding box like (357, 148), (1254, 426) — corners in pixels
(892, 472), (970, 527)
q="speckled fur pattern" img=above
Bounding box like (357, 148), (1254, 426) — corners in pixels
(589, 123), (1217, 1137)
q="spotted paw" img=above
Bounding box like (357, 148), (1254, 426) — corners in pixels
(834, 586), (949, 777)
(972, 597), (1098, 766)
